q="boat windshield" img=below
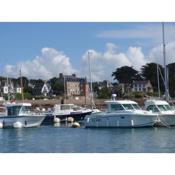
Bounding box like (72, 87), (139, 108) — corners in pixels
(72, 105), (81, 111)
(61, 105), (71, 110)
(157, 105), (167, 111)
(146, 105), (159, 112)
(164, 105), (172, 111)
(122, 104), (134, 110)
(132, 104), (141, 110)
(7, 106), (22, 116)
(21, 106), (32, 113)
(110, 104), (124, 111)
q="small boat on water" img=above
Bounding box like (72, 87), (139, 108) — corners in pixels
(144, 99), (175, 126)
(0, 102), (45, 128)
(43, 103), (92, 125)
(84, 94), (158, 128)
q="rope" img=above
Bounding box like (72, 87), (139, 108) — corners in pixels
(156, 115), (171, 128)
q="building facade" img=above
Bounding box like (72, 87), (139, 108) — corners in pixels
(132, 80), (153, 93)
(59, 73), (89, 97)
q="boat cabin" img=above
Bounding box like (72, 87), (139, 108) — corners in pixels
(5, 103), (32, 116)
(105, 100), (141, 113)
(54, 104), (82, 112)
(144, 100), (173, 113)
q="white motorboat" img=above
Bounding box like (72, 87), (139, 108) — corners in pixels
(84, 95), (157, 128)
(144, 99), (175, 126)
(0, 102), (45, 128)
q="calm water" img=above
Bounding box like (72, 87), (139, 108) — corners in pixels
(0, 125), (175, 153)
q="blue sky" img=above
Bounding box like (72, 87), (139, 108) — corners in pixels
(1, 22), (175, 81)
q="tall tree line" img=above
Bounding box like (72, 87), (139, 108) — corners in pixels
(112, 62), (175, 96)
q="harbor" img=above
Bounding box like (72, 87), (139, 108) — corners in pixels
(1, 125), (175, 153)
(0, 22), (175, 153)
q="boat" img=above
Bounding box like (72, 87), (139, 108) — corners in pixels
(0, 102), (45, 128)
(84, 94), (158, 128)
(42, 103), (92, 125)
(144, 99), (175, 126)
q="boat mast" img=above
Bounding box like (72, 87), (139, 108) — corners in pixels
(162, 22), (169, 101)
(88, 51), (93, 109)
(20, 68), (24, 101)
(156, 64), (161, 98)
(7, 76), (10, 101)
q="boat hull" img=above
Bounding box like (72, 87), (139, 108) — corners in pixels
(0, 115), (45, 128)
(84, 113), (157, 128)
(156, 114), (175, 126)
(42, 111), (92, 125)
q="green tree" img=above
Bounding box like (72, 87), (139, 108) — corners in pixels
(97, 87), (111, 99)
(112, 66), (141, 84)
(141, 63), (164, 93)
(49, 77), (64, 95)
(167, 63), (175, 97)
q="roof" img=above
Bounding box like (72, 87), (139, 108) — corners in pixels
(133, 80), (150, 85)
(5, 103), (32, 107)
(144, 100), (169, 106)
(105, 100), (137, 105)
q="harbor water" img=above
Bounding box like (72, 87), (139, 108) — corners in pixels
(1, 125), (175, 153)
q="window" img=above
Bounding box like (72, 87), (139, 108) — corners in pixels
(123, 104), (134, 110)
(146, 105), (159, 112)
(132, 104), (141, 110)
(111, 104), (124, 111)
(164, 105), (172, 111)
(7, 106), (22, 116)
(157, 105), (167, 111)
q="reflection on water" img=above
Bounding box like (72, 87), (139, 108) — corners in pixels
(0, 126), (175, 152)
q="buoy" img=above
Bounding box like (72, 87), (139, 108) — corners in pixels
(54, 117), (61, 123)
(0, 122), (3, 128)
(13, 121), (23, 128)
(72, 122), (80, 128)
(67, 117), (74, 123)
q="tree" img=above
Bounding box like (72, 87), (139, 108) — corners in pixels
(141, 63), (164, 93)
(49, 77), (64, 95)
(97, 87), (111, 99)
(17, 76), (29, 88)
(112, 66), (141, 84)
(167, 63), (175, 97)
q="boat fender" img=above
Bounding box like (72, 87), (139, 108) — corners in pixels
(13, 122), (23, 128)
(0, 122), (3, 128)
(54, 117), (61, 123)
(72, 122), (80, 128)
(67, 117), (74, 123)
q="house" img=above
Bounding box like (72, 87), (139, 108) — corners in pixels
(58, 73), (89, 97)
(29, 80), (52, 96)
(132, 80), (153, 93)
(41, 82), (51, 96)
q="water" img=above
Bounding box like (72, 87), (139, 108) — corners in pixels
(1, 125), (175, 153)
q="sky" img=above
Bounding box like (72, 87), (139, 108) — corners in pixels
(1, 22), (175, 81)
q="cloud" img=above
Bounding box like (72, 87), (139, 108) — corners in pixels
(4, 48), (77, 79)
(4, 41), (175, 82)
(149, 41), (175, 65)
(97, 23), (175, 43)
(81, 43), (148, 81)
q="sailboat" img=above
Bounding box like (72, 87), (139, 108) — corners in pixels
(87, 51), (101, 113)
(144, 22), (175, 126)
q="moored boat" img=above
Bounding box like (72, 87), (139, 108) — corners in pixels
(84, 95), (158, 128)
(144, 99), (175, 126)
(0, 102), (45, 128)
(42, 104), (92, 125)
